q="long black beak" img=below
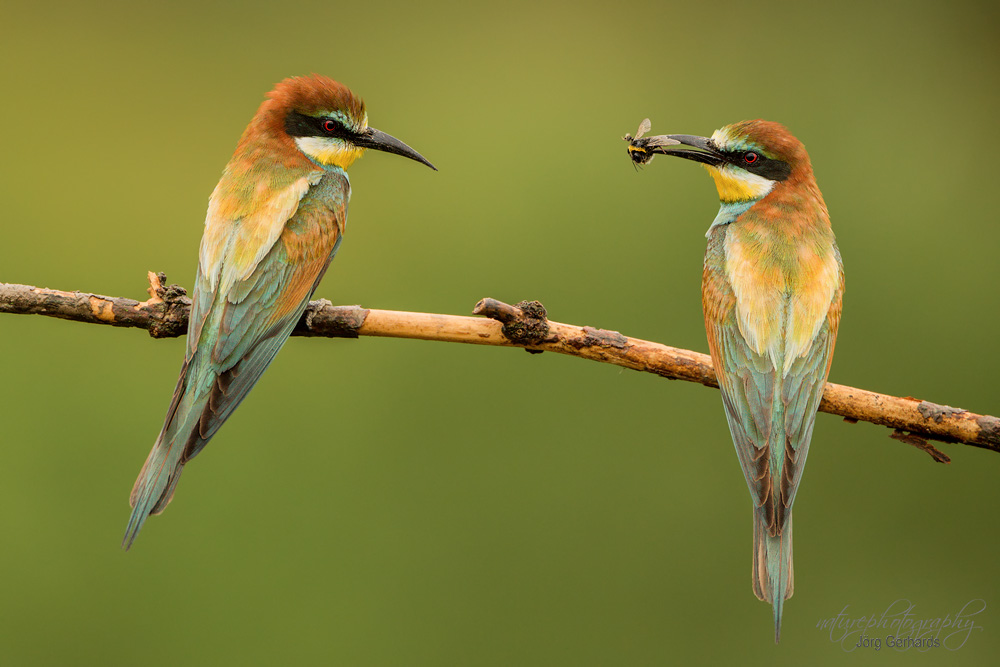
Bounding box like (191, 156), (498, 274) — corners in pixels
(354, 127), (437, 171)
(652, 135), (725, 167)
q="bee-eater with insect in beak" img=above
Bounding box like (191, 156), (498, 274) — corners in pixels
(123, 74), (436, 549)
(641, 120), (843, 641)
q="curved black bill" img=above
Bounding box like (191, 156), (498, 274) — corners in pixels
(354, 127), (437, 171)
(651, 134), (725, 167)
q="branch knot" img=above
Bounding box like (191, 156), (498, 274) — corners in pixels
(143, 272), (191, 339)
(473, 298), (549, 347)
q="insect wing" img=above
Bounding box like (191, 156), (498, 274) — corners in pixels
(641, 134), (681, 149)
(634, 118), (651, 141)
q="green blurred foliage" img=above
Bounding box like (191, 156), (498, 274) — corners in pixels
(1, 0), (998, 664)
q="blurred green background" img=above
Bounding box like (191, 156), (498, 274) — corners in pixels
(1, 0), (998, 664)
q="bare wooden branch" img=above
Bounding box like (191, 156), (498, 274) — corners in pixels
(2, 273), (997, 457)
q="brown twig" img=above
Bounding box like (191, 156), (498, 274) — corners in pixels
(889, 430), (951, 464)
(2, 274), (997, 458)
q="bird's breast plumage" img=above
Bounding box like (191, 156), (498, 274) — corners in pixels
(702, 184), (844, 532)
(722, 214), (841, 375)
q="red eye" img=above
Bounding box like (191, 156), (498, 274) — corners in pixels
(744, 151), (759, 164)
(323, 120), (337, 132)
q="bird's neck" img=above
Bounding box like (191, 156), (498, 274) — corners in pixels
(708, 200), (756, 236)
(706, 165), (828, 237)
(211, 113), (324, 220)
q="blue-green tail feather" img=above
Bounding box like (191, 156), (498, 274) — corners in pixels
(122, 300), (313, 550)
(753, 510), (793, 643)
(122, 368), (213, 550)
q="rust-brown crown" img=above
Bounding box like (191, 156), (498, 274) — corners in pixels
(716, 120), (810, 170)
(266, 74), (366, 126)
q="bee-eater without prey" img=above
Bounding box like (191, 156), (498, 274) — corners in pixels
(124, 75), (435, 549)
(638, 120), (843, 641)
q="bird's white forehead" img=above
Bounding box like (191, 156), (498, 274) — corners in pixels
(711, 126), (758, 153)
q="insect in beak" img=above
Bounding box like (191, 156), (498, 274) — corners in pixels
(623, 118), (681, 167)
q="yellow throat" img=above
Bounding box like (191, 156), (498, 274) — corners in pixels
(294, 136), (366, 169)
(704, 163), (775, 203)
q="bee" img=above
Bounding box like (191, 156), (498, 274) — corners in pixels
(623, 118), (679, 167)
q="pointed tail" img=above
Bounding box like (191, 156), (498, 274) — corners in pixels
(753, 510), (794, 643)
(122, 430), (191, 550)
(122, 373), (210, 550)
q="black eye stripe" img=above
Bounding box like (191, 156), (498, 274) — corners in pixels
(284, 110), (356, 140)
(722, 149), (791, 181)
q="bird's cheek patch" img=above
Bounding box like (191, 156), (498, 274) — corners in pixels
(295, 137), (366, 169)
(706, 164), (775, 203)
